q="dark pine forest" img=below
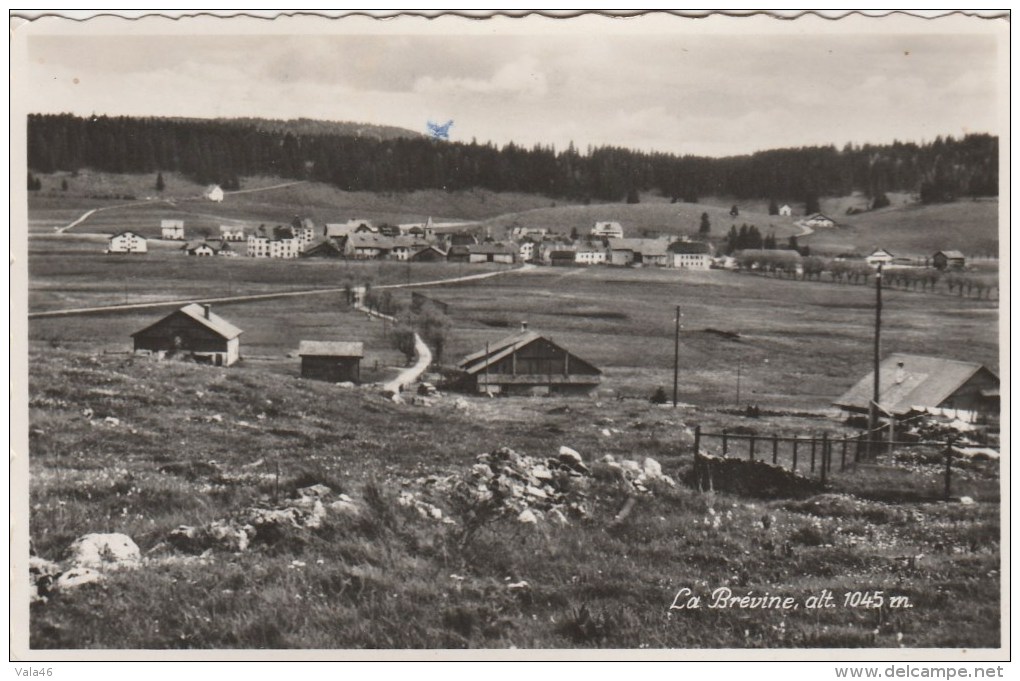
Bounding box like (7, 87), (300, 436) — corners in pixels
(28, 114), (998, 204)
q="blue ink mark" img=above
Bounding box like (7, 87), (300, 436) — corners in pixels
(427, 120), (453, 141)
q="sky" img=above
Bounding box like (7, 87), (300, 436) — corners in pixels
(25, 29), (1001, 157)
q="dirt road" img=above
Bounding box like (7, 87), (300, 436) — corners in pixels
(28, 264), (536, 319)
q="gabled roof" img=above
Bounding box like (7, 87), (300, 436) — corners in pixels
(934, 250), (966, 259)
(298, 341), (364, 358)
(608, 238), (671, 257)
(410, 245), (448, 259)
(806, 213), (834, 222)
(868, 248), (895, 257)
(348, 233), (395, 250)
(160, 219), (184, 228)
(669, 241), (712, 255)
(458, 330), (602, 376)
(132, 303), (242, 340)
(469, 243), (515, 255)
(110, 231), (144, 240)
(834, 353), (998, 415)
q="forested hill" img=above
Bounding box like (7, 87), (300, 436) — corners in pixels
(27, 113), (997, 204)
(194, 117), (422, 141)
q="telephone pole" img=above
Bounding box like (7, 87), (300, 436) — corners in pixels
(869, 265), (883, 453)
(672, 305), (681, 407)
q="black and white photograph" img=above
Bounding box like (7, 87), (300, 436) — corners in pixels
(10, 10), (1009, 662)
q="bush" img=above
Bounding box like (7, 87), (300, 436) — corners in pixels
(649, 387), (668, 405)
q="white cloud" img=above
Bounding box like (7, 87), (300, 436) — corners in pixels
(413, 55), (548, 98)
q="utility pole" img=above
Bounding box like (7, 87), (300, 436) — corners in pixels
(672, 305), (681, 407)
(869, 264), (883, 454)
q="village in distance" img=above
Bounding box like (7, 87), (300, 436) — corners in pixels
(24, 115), (1001, 651)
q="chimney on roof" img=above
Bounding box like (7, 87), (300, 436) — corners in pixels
(203, 304), (211, 319)
(521, 321), (528, 332)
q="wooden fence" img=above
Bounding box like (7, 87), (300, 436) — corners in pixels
(691, 425), (962, 498)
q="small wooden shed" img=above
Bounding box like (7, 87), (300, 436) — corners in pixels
(299, 341), (364, 383)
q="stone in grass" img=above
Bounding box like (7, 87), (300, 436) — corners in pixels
(55, 566), (105, 591)
(67, 533), (141, 570)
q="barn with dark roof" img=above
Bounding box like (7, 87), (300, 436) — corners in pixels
(131, 304), (242, 366)
(457, 324), (602, 396)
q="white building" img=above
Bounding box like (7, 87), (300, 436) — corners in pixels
(246, 233), (299, 258)
(866, 248), (896, 268)
(804, 213), (836, 228)
(206, 185), (224, 202)
(574, 248), (608, 265)
(518, 241), (536, 262)
(591, 221), (624, 239)
(107, 231), (148, 254)
(779, 204), (793, 217)
(184, 242), (217, 257)
(669, 241), (714, 270)
(510, 226), (548, 240)
(219, 225), (246, 242)
(161, 219), (185, 240)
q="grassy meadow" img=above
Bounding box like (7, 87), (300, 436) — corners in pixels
(22, 183), (1002, 651)
(26, 351), (1001, 650)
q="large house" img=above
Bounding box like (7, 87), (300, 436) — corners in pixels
(574, 245), (608, 265)
(346, 233), (394, 259)
(804, 213), (836, 228)
(608, 238), (671, 267)
(932, 250), (966, 270)
(866, 248), (896, 267)
(298, 341), (363, 383)
(391, 236), (432, 261)
(107, 231), (148, 254)
(206, 185), (224, 203)
(161, 220), (185, 240)
(468, 243), (515, 264)
(591, 221), (625, 239)
(247, 227), (300, 258)
(457, 324), (602, 396)
(132, 304), (242, 366)
(410, 245), (448, 262)
(301, 238), (345, 258)
(668, 241), (714, 269)
(183, 241), (217, 257)
(518, 240), (536, 262)
(219, 225), (245, 242)
(834, 354), (999, 423)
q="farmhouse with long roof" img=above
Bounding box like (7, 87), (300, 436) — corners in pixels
(457, 323), (602, 396)
(132, 304), (242, 366)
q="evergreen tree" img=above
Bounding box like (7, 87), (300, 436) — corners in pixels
(626, 187), (640, 204)
(61, 178), (68, 191)
(699, 212), (711, 235)
(155, 172), (165, 192)
(805, 193), (821, 214)
(768, 198), (779, 215)
(27, 172), (40, 191)
(787, 235), (800, 251)
(871, 192), (890, 210)
(729, 204), (739, 217)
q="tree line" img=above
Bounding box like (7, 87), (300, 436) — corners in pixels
(28, 113), (998, 203)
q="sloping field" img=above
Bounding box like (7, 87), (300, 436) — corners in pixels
(477, 198), (803, 242)
(802, 199), (999, 257)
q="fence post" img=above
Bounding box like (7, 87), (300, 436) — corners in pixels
(944, 439), (953, 501)
(749, 435), (756, 462)
(810, 436), (817, 473)
(855, 434), (862, 463)
(792, 438), (799, 472)
(772, 433), (779, 465)
(693, 425), (702, 490)
(841, 437), (848, 471)
(722, 431), (728, 457)
(820, 433), (829, 485)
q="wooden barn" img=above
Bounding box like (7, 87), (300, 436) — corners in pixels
(410, 245), (448, 262)
(457, 324), (602, 396)
(299, 341), (363, 383)
(132, 304), (242, 366)
(932, 250), (966, 270)
(834, 353), (999, 423)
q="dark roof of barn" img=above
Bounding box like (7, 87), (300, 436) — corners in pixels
(457, 330), (602, 376)
(469, 243), (515, 255)
(668, 241), (712, 255)
(833, 353), (998, 415)
(132, 304), (242, 340)
(298, 341), (364, 358)
(934, 250), (966, 259)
